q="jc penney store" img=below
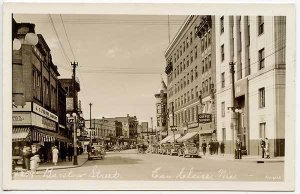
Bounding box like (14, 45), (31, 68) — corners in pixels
(12, 102), (70, 157)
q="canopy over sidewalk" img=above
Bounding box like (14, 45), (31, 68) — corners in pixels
(168, 134), (182, 143)
(160, 135), (172, 144)
(177, 132), (198, 142)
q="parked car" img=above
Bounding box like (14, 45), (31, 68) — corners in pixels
(162, 143), (173, 155)
(88, 145), (106, 160)
(178, 142), (199, 158)
(170, 143), (182, 156)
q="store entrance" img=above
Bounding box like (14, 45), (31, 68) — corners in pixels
(236, 95), (247, 154)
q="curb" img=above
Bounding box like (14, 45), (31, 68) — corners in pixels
(13, 158), (89, 173)
(201, 157), (284, 163)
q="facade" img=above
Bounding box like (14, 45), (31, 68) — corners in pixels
(164, 15), (217, 145)
(215, 16), (286, 156)
(154, 78), (168, 139)
(12, 22), (70, 157)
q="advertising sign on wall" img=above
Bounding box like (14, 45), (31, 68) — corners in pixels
(32, 113), (57, 131)
(33, 103), (58, 122)
(12, 113), (31, 125)
(66, 97), (74, 111)
(198, 113), (212, 124)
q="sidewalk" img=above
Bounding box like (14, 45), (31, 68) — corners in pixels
(13, 153), (88, 172)
(201, 153), (284, 163)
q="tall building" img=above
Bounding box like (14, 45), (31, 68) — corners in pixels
(215, 16), (286, 156)
(164, 15), (216, 144)
(154, 78), (168, 139)
(12, 21), (70, 157)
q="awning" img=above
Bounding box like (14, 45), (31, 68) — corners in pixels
(34, 129), (71, 143)
(160, 135), (173, 144)
(168, 134), (182, 143)
(12, 127), (31, 142)
(199, 129), (215, 135)
(177, 132), (198, 142)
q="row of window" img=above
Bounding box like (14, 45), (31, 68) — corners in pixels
(174, 106), (198, 126)
(219, 16), (264, 36)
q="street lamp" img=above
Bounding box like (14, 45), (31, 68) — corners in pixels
(66, 112), (78, 165)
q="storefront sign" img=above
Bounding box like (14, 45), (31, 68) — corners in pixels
(66, 97), (74, 111)
(32, 113), (57, 131)
(12, 113), (31, 125)
(235, 78), (248, 98)
(33, 103), (58, 122)
(198, 113), (212, 124)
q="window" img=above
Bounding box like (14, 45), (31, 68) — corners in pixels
(221, 72), (225, 88)
(180, 63), (183, 72)
(207, 30), (211, 46)
(191, 107), (195, 121)
(259, 87), (265, 108)
(258, 16), (264, 35)
(259, 122), (266, 139)
(184, 94), (186, 104)
(191, 70), (194, 82)
(184, 76), (186, 87)
(190, 51), (193, 63)
(258, 48), (265, 70)
(195, 46), (198, 59)
(209, 77), (212, 91)
(195, 86), (199, 97)
(221, 44), (225, 61)
(187, 56), (190, 67)
(187, 74), (189, 85)
(221, 102), (225, 117)
(201, 38), (204, 52)
(204, 35), (207, 49)
(195, 66), (198, 78)
(186, 37), (189, 48)
(208, 54), (211, 69)
(190, 32), (193, 44)
(191, 89), (194, 100)
(187, 91), (190, 102)
(202, 60), (205, 73)
(205, 57), (208, 71)
(180, 46), (182, 56)
(220, 16), (224, 34)
(183, 41), (186, 52)
(205, 80), (208, 92)
(183, 59), (186, 69)
(222, 128), (226, 141)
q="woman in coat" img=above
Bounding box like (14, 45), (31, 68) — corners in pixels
(265, 138), (270, 159)
(52, 146), (59, 165)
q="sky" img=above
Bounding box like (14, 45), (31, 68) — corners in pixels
(14, 14), (187, 125)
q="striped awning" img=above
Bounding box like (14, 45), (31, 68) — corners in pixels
(160, 135), (172, 144)
(177, 132), (198, 142)
(33, 129), (71, 143)
(12, 127), (31, 142)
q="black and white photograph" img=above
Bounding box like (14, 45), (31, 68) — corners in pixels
(2, 2), (296, 191)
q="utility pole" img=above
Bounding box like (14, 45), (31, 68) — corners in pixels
(71, 61), (78, 165)
(89, 103), (92, 146)
(151, 117), (153, 133)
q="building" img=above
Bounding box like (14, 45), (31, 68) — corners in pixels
(154, 78), (168, 140)
(12, 21), (70, 157)
(164, 15), (216, 145)
(215, 16), (286, 157)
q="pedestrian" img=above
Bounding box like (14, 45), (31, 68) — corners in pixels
(260, 138), (266, 158)
(60, 145), (66, 162)
(30, 153), (40, 174)
(216, 140), (220, 155)
(47, 147), (52, 163)
(22, 145), (32, 170)
(67, 144), (73, 161)
(208, 139), (213, 155)
(265, 138), (270, 159)
(202, 140), (207, 155)
(220, 141), (225, 156)
(236, 138), (242, 159)
(52, 146), (59, 165)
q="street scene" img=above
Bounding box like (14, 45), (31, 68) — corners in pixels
(11, 14), (286, 182)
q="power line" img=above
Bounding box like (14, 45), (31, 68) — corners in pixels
(60, 14), (77, 61)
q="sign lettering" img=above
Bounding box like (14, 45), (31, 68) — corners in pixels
(33, 103), (58, 122)
(198, 113), (212, 124)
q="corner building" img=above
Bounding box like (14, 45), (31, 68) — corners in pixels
(164, 15), (217, 145)
(215, 16), (286, 157)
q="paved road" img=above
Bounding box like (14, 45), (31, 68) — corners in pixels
(13, 149), (284, 181)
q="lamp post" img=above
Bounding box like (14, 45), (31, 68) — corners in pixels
(66, 113), (78, 165)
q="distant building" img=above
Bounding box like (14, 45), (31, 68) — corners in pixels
(154, 78), (168, 139)
(215, 16), (286, 157)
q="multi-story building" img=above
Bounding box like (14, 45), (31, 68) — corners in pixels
(215, 16), (286, 157)
(154, 78), (168, 139)
(164, 15), (216, 145)
(12, 21), (70, 156)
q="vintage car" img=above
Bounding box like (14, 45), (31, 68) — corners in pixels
(178, 142), (199, 158)
(162, 143), (173, 155)
(88, 145), (106, 160)
(169, 143), (182, 156)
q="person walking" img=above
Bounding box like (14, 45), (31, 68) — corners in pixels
(260, 138), (266, 158)
(236, 138), (242, 159)
(67, 144), (73, 161)
(22, 145), (32, 170)
(216, 140), (220, 155)
(30, 153), (40, 174)
(220, 141), (225, 156)
(265, 138), (270, 159)
(202, 140), (207, 155)
(208, 139), (213, 155)
(60, 145), (66, 162)
(52, 146), (59, 166)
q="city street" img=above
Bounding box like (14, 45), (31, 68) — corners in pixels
(13, 149), (284, 181)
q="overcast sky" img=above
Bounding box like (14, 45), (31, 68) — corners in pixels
(14, 14), (187, 126)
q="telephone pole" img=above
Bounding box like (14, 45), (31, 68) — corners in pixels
(229, 62), (237, 156)
(71, 61), (78, 165)
(89, 103), (92, 145)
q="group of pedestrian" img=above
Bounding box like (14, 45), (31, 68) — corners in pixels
(201, 139), (225, 156)
(260, 137), (270, 159)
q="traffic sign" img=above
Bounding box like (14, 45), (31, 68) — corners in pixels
(67, 117), (74, 124)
